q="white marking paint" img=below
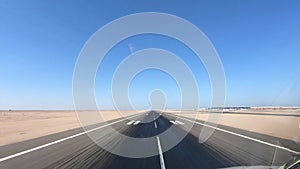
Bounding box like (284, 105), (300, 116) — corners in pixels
(168, 114), (300, 155)
(156, 136), (166, 169)
(0, 113), (144, 163)
(126, 120), (135, 125)
(170, 120), (177, 125)
(175, 120), (184, 125)
(154, 121), (157, 128)
(133, 120), (141, 125)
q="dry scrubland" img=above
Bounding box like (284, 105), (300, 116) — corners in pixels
(0, 110), (141, 146)
(0, 108), (299, 146)
(168, 108), (300, 143)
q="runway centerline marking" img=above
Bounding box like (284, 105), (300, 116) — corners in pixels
(0, 113), (144, 163)
(126, 120), (135, 125)
(167, 114), (300, 155)
(170, 120), (177, 125)
(154, 121), (157, 128)
(156, 136), (166, 169)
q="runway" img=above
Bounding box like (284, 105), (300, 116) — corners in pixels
(0, 111), (299, 169)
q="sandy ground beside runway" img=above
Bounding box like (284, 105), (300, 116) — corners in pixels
(1, 109), (299, 146)
(167, 108), (300, 143)
(0, 110), (142, 146)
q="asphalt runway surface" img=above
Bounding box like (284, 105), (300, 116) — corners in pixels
(0, 111), (299, 169)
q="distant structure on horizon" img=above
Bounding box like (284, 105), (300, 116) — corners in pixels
(208, 107), (251, 111)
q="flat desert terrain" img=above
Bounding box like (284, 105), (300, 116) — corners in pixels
(0, 108), (299, 146)
(168, 108), (300, 143)
(0, 110), (141, 146)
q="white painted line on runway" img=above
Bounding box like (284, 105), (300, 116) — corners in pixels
(175, 120), (184, 125)
(0, 113), (144, 163)
(154, 121), (157, 128)
(126, 120), (135, 125)
(170, 120), (177, 125)
(168, 114), (300, 155)
(133, 120), (141, 125)
(156, 136), (166, 169)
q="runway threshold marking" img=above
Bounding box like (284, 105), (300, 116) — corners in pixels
(156, 136), (166, 169)
(175, 120), (184, 125)
(168, 114), (300, 155)
(154, 121), (157, 128)
(0, 113), (144, 163)
(126, 120), (135, 125)
(170, 120), (177, 125)
(133, 120), (141, 125)
(170, 120), (184, 125)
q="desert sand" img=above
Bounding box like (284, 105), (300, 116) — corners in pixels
(1, 108), (299, 146)
(0, 110), (141, 146)
(168, 108), (300, 143)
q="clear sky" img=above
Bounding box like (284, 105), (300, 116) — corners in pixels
(1, 0), (300, 110)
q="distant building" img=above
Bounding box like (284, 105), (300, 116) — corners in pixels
(208, 107), (251, 111)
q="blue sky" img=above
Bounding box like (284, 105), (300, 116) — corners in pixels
(0, 0), (300, 109)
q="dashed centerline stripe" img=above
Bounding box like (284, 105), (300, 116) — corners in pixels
(154, 121), (157, 128)
(156, 136), (166, 169)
